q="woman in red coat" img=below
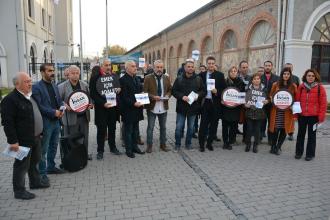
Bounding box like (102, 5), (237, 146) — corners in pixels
(295, 69), (327, 161)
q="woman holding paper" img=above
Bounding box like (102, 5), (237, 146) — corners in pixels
(221, 66), (245, 150)
(295, 69), (327, 161)
(268, 67), (297, 155)
(244, 72), (268, 153)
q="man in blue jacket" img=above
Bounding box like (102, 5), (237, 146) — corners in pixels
(32, 63), (65, 184)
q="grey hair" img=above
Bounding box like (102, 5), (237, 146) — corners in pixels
(67, 65), (80, 73)
(101, 58), (111, 65)
(185, 58), (195, 65)
(12, 72), (27, 86)
(125, 60), (136, 69)
(153, 59), (163, 66)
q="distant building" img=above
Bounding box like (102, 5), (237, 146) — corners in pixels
(0, 0), (73, 87)
(127, 0), (330, 101)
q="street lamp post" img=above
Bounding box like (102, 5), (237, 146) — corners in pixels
(79, 0), (84, 81)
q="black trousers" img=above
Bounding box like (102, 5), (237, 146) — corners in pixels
(261, 105), (271, 141)
(246, 118), (262, 145)
(295, 116), (318, 158)
(198, 100), (218, 147)
(13, 136), (41, 193)
(272, 128), (287, 149)
(222, 120), (237, 145)
(124, 121), (139, 153)
(96, 109), (117, 153)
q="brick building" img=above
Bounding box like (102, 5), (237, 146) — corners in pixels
(127, 0), (330, 101)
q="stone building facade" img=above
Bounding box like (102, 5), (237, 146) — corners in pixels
(128, 0), (330, 101)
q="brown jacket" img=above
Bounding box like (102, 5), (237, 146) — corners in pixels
(143, 73), (172, 111)
(268, 82), (297, 134)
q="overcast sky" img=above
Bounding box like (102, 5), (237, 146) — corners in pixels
(72, 0), (212, 57)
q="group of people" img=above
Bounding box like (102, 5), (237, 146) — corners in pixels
(1, 55), (327, 200)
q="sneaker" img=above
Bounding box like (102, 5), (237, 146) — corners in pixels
(288, 135), (294, 141)
(173, 147), (180, 153)
(97, 152), (103, 160)
(47, 167), (66, 175)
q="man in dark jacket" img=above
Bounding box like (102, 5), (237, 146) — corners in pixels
(89, 59), (122, 160)
(32, 63), (65, 184)
(260, 60), (279, 144)
(198, 56), (226, 152)
(119, 60), (145, 158)
(172, 59), (206, 151)
(1, 72), (49, 200)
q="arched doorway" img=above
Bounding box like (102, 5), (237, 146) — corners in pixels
(311, 12), (330, 83)
(168, 46), (175, 79)
(187, 40), (197, 58)
(201, 36), (212, 65)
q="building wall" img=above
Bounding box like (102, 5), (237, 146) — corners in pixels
(0, 0), (73, 87)
(134, 0), (279, 80)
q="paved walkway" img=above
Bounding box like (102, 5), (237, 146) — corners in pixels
(0, 99), (329, 220)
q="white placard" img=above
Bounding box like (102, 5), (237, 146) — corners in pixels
(3, 145), (30, 160)
(105, 92), (117, 106)
(138, 58), (145, 68)
(256, 96), (265, 109)
(187, 91), (198, 105)
(135, 93), (150, 105)
(207, 79), (215, 91)
(238, 92), (246, 104)
(292, 102), (302, 114)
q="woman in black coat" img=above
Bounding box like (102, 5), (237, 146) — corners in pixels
(221, 66), (245, 150)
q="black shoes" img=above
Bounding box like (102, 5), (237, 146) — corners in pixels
(133, 147), (145, 154)
(110, 147), (122, 155)
(245, 144), (251, 152)
(252, 144), (258, 153)
(288, 135), (294, 141)
(222, 144), (232, 150)
(206, 145), (214, 151)
(192, 133), (198, 138)
(126, 152), (135, 158)
(14, 190), (35, 200)
(47, 167), (66, 175)
(305, 157), (313, 161)
(97, 152), (103, 160)
(199, 147), (205, 152)
(30, 181), (50, 189)
(295, 154), (302, 159)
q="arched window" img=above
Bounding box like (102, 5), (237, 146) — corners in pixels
(50, 50), (54, 63)
(249, 21), (275, 47)
(187, 40), (196, 57)
(43, 48), (48, 63)
(30, 46), (36, 74)
(162, 48), (166, 61)
(311, 12), (330, 83)
(152, 51), (156, 63)
(157, 50), (161, 59)
(223, 30), (237, 50)
(202, 36), (212, 54)
(177, 44), (183, 58)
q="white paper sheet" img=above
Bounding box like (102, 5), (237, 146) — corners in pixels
(207, 79), (215, 91)
(292, 102), (302, 114)
(3, 145), (30, 160)
(105, 92), (117, 106)
(135, 93), (150, 105)
(187, 91), (198, 105)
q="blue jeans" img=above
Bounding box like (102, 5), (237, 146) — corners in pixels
(147, 111), (167, 146)
(39, 118), (60, 175)
(175, 113), (196, 149)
